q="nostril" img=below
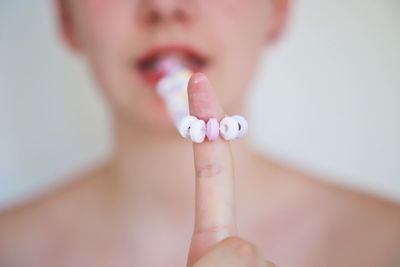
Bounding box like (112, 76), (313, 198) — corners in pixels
(174, 9), (189, 23)
(147, 11), (162, 25)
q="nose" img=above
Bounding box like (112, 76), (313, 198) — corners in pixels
(138, 0), (194, 25)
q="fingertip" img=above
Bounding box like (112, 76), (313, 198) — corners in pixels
(187, 72), (209, 103)
(189, 72), (208, 86)
(187, 72), (224, 120)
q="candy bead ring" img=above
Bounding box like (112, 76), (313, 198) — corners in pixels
(178, 115), (248, 143)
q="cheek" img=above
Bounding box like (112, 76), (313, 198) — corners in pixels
(202, 1), (267, 113)
(75, 0), (132, 62)
(212, 0), (268, 53)
(70, 1), (174, 129)
(73, 1), (139, 107)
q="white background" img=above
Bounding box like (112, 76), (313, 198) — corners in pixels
(0, 0), (399, 210)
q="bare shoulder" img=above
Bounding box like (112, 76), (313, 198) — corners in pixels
(250, 152), (400, 265)
(0, 163), (112, 262)
(252, 151), (400, 217)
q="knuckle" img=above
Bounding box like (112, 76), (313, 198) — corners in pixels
(196, 163), (223, 178)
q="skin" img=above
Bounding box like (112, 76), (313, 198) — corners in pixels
(1, 0), (400, 266)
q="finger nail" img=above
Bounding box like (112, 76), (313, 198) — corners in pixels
(191, 72), (208, 84)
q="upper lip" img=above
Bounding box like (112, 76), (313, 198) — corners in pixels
(135, 44), (209, 72)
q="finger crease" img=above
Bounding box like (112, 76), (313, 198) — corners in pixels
(196, 163), (223, 178)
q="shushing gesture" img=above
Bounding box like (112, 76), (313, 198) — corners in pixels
(186, 73), (276, 267)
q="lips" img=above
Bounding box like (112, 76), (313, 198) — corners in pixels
(135, 44), (209, 87)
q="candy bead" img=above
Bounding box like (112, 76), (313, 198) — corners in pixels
(178, 115), (197, 139)
(206, 118), (219, 141)
(158, 57), (181, 75)
(219, 116), (239, 141)
(231, 115), (248, 138)
(156, 70), (190, 97)
(189, 119), (206, 143)
(156, 76), (174, 97)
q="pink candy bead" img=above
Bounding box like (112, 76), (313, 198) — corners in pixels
(206, 118), (219, 141)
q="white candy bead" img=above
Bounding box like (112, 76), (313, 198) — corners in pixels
(231, 115), (248, 138)
(189, 119), (206, 143)
(156, 76), (175, 97)
(156, 70), (191, 97)
(178, 115), (197, 139)
(219, 116), (239, 141)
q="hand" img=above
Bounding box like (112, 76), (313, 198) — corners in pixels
(186, 73), (276, 267)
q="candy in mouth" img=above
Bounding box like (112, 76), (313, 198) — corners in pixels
(135, 46), (208, 85)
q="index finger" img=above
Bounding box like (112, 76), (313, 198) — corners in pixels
(187, 73), (237, 263)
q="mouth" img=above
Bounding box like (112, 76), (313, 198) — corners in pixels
(135, 44), (209, 87)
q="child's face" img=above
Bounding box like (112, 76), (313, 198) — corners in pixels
(59, 0), (287, 130)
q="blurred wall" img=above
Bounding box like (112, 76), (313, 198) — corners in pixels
(0, 0), (399, 210)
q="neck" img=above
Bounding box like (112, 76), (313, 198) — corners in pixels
(107, 113), (255, 215)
